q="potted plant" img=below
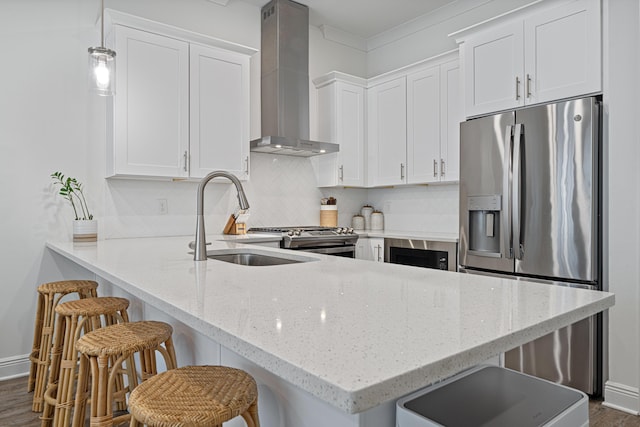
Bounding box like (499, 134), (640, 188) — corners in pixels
(51, 171), (97, 242)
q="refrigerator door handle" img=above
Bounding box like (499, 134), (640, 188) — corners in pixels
(512, 123), (523, 260)
(502, 125), (514, 259)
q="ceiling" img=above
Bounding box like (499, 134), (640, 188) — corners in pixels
(238, 0), (459, 39)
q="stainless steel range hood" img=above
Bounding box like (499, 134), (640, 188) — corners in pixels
(250, 0), (338, 157)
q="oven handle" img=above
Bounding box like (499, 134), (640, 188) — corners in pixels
(297, 245), (356, 255)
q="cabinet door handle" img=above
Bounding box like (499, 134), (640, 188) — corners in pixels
(183, 151), (188, 172)
(377, 244), (382, 262)
(433, 159), (438, 177)
(245, 156), (249, 174)
(515, 76), (521, 100)
(526, 74), (532, 98)
(339, 165), (344, 181)
(441, 159), (445, 177)
(400, 163), (405, 180)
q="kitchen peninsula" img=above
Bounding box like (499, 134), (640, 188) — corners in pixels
(46, 236), (614, 426)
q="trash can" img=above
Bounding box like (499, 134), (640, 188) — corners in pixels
(396, 365), (588, 427)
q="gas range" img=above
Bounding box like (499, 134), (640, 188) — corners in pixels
(248, 226), (358, 253)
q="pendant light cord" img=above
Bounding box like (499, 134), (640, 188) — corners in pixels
(100, 0), (105, 48)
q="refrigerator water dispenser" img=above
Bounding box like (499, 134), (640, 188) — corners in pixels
(468, 195), (501, 256)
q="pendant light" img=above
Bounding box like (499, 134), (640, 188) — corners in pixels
(88, 0), (115, 96)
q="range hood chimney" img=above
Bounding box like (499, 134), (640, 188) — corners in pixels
(250, 0), (339, 157)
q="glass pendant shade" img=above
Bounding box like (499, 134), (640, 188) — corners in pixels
(88, 47), (116, 96)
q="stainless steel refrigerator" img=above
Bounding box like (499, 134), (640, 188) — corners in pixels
(458, 96), (601, 395)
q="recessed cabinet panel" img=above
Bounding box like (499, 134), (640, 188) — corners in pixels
(463, 21), (524, 117)
(313, 77), (365, 187)
(190, 44), (249, 179)
(407, 67), (440, 184)
(525, 0), (600, 104)
(338, 85), (365, 186)
(440, 61), (462, 182)
(369, 78), (407, 186)
(113, 25), (189, 177)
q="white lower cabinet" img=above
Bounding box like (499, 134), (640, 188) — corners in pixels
(356, 237), (385, 262)
(107, 17), (252, 180)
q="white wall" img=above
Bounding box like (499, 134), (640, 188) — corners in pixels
(602, 0), (640, 413)
(366, 0), (536, 76)
(366, 185), (459, 233)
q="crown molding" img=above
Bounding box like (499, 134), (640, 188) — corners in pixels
(319, 25), (367, 52)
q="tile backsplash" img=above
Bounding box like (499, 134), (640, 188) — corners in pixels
(101, 153), (368, 238)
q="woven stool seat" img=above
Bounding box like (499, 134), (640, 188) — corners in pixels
(55, 296), (129, 318)
(128, 366), (260, 427)
(75, 320), (177, 427)
(37, 280), (98, 295)
(76, 321), (173, 357)
(29, 280), (98, 412)
(41, 297), (130, 427)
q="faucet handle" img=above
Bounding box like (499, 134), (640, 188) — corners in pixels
(188, 241), (211, 250)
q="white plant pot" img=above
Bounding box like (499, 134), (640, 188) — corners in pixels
(73, 219), (97, 242)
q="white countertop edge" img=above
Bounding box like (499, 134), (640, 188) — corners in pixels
(44, 239), (613, 414)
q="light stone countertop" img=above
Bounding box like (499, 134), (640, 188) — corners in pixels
(46, 236), (613, 414)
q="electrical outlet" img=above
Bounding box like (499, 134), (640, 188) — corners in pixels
(158, 199), (168, 215)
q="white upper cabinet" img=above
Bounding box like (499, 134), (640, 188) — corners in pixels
(313, 74), (366, 187)
(111, 25), (190, 178)
(366, 52), (461, 187)
(458, 0), (601, 118)
(368, 77), (408, 186)
(439, 60), (462, 182)
(190, 44), (250, 180)
(106, 13), (254, 180)
(462, 21), (524, 117)
(407, 66), (440, 184)
(523, 0), (601, 105)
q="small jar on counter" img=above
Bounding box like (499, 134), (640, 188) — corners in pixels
(371, 211), (384, 230)
(351, 215), (365, 230)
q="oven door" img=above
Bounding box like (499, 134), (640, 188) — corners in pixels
(297, 245), (356, 258)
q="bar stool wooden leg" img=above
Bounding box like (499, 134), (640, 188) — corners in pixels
(40, 297), (130, 427)
(29, 280), (98, 412)
(73, 321), (177, 427)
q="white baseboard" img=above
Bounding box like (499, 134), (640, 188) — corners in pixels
(603, 381), (640, 415)
(0, 354), (30, 381)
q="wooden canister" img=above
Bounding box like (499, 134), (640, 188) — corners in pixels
(320, 205), (338, 227)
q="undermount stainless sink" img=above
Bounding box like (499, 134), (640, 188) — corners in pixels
(206, 249), (316, 266)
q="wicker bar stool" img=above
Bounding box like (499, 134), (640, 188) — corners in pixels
(128, 365), (260, 427)
(29, 280), (98, 412)
(74, 321), (178, 427)
(41, 297), (131, 427)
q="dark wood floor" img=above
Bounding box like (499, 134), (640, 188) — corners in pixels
(1, 375), (639, 426)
